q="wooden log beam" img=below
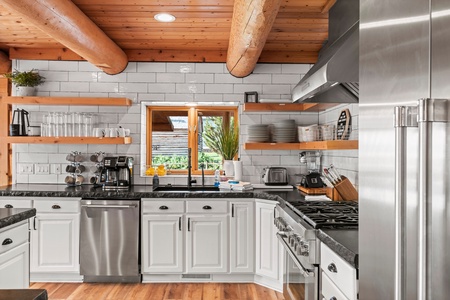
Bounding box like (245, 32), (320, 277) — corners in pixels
(0, 51), (11, 74)
(0, 0), (128, 75)
(226, 0), (282, 77)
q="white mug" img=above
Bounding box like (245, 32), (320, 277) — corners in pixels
(118, 128), (131, 137)
(108, 128), (119, 137)
(93, 128), (106, 138)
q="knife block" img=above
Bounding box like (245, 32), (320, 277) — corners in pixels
(326, 187), (343, 201)
(333, 176), (358, 201)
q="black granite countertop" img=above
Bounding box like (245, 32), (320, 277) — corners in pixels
(0, 207), (36, 229)
(0, 289), (47, 300)
(0, 184), (358, 266)
(318, 229), (358, 268)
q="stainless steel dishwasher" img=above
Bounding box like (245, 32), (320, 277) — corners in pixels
(80, 198), (141, 283)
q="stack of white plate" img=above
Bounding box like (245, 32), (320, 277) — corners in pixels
(273, 119), (296, 142)
(247, 124), (269, 142)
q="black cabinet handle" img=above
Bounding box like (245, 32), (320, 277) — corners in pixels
(188, 218), (191, 231)
(330, 297), (337, 300)
(33, 217), (37, 230)
(4, 204), (13, 208)
(2, 238), (13, 246)
(52, 204), (61, 209)
(328, 263), (338, 273)
(159, 205), (169, 210)
(202, 205), (212, 210)
(232, 204), (234, 217)
(179, 217), (182, 231)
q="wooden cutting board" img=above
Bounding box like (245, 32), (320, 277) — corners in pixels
(296, 185), (327, 195)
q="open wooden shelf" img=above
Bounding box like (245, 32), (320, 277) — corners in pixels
(244, 140), (358, 150)
(5, 136), (132, 144)
(243, 102), (341, 112)
(4, 96), (133, 106)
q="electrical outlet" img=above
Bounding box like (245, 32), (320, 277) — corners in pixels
(50, 164), (61, 174)
(18, 163), (34, 174)
(35, 164), (50, 175)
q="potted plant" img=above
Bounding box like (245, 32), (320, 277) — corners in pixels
(203, 118), (239, 176)
(4, 69), (45, 96)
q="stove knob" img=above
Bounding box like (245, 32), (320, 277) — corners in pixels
(298, 238), (309, 256)
(289, 234), (299, 247)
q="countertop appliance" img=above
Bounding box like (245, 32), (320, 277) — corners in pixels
(263, 167), (288, 185)
(99, 156), (133, 190)
(360, 0), (450, 299)
(275, 200), (358, 300)
(80, 198), (141, 283)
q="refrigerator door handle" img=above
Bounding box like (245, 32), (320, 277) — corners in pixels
(394, 105), (417, 300)
(416, 98), (449, 300)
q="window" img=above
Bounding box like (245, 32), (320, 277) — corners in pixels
(142, 103), (238, 176)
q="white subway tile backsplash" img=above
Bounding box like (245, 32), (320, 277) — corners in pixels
(137, 62), (166, 72)
(157, 73), (184, 83)
(12, 61), (358, 186)
(98, 72), (127, 82)
(49, 61), (79, 71)
(204, 84), (233, 94)
(18, 60), (49, 71)
(127, 73), (156, 83)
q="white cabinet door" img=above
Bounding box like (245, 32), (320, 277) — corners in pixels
(142, 214), (183, 273)
(186, 215), (228, 273)
(255, 201), (279, 279)
(230, 201), (254, 273)
(0, 242), (29, 289)
(31, 213), (79, 273)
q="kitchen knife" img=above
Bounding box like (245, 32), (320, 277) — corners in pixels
(329, 164), (342, 181)
(321, 175), (334, 187)
(323, 168), (337, 185)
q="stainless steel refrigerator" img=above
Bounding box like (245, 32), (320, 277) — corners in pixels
(360, 0), (450, 299)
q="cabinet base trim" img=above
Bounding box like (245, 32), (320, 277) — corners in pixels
(142, 273), (254, 283)
(30, 273), (83, 282)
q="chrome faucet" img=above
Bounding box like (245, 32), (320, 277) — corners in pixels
(187, 148), (197, 188)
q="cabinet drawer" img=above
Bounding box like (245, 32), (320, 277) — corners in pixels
(0, 222), (29, 255)
(322, 271), (349, 300)
(34, 199), (79, 213)
(186, 201), (228, 213)
(142, 201), (184, 214)
(321, 243), (357, 300)
(0, 199), (33, 209)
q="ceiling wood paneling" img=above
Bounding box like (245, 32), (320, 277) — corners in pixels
(0, 0), (330, 72)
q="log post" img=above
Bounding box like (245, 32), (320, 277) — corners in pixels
(226, 0), (282, 77)
(0, 0), (128, 74)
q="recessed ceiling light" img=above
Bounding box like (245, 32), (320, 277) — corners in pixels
(154, 13), (176, 22)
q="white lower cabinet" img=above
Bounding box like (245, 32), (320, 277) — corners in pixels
(30, 198), (80, 279)
(0, 221), (30, 289)
(320, 242), (358, 300)
(142, 214), (183, 273)
(186, 214), (228, 273)
(255, 200), (279, 280)
(230, 201), (254, 273)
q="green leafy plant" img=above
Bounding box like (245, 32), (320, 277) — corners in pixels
(4, 69), (45, 87)
(203, 117), (239, 160)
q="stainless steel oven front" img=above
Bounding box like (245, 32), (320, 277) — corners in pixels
(277, 233), (319, 300)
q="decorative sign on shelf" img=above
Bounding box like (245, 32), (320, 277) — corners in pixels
(244, 91), (258, 103)
(336, 109), (351, 140)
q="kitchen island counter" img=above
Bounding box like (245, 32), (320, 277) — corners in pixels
(0, 207), (36, 229)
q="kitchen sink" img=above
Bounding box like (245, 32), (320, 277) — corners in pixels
(153, 185), (220, 192)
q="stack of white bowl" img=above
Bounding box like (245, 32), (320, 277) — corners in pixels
(273, 119), (296, 142)
(247, 124), (270, 142)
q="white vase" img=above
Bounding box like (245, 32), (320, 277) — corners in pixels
(223, 160), (234, 177)
(233, 160), (243, 181)
(16, 86), (36, 96)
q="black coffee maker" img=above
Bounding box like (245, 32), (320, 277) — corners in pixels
(10, 108), (29, 136)
(99, 156), (133, 190)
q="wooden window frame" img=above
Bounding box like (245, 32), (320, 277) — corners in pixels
(146, 105), (238, 175)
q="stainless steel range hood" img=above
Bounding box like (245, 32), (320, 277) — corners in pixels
(292, 0), (359, 103)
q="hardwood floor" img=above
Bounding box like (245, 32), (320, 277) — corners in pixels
(30, 282), (285, 300)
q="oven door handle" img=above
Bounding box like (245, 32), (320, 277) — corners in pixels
(276, 232), (313, 278)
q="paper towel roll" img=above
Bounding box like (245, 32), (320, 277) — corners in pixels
(233, 160), (243, 181)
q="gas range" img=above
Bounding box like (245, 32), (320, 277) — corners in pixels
(274, 200), (359, 267)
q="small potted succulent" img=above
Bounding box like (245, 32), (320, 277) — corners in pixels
(4, 69), (45, 96)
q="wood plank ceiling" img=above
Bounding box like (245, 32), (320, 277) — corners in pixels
(0, 0), (332, 76)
